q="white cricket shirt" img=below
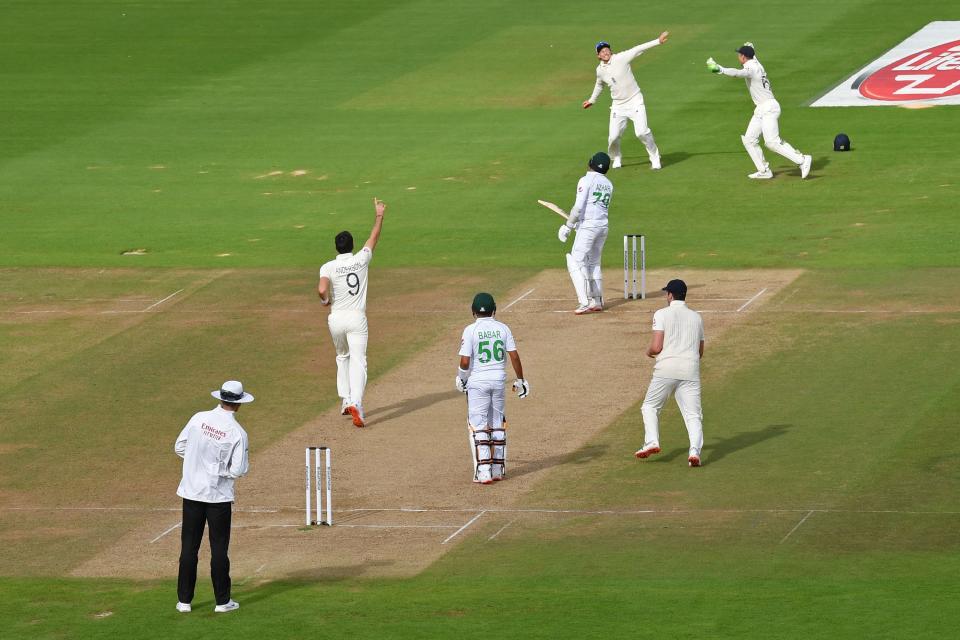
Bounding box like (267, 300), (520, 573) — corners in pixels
(175, 406), (249, 503)
(651, 301), (704, 381)
(459, 317), (517, 383)
(568, 170), (613, 229)
(587, 39), (661, 107)
(319, 247), (373, 313)
(720, 58), (775, 106)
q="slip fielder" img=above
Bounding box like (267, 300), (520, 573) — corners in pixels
(583, 32), (669, 170)
(707, 44), (812, 180)
(455, 293), (529, 484)
(558, 151), (613, 315)
(317, 198), (386, 428)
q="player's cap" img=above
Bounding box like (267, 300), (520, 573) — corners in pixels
(736, 45), (755, 59)
(471, 292), (496, 315)
(661, 279), (687, 296)
(212, 380), (255, 404)
(595, 41), (611, 53)
(588, 151), (611, 174)
(833, 133), (851, 151)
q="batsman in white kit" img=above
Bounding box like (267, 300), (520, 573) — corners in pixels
(707, 44), (812, 180)
(635, 279), (705, 467)
(455, 293), (529, 484)
(317, 198), (386, 428)
(558, 151), (613, 315)
(583, 32), (669, 170)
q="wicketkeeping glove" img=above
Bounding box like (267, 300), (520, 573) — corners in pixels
(558, 225), (571, 243)
(512, 378), (530, 399)
(706, 57), (721, 73)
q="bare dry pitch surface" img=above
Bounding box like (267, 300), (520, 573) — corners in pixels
(0, 267), (799, 582)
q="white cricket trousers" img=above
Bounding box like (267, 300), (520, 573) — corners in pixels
(742, 99), (804, 171)
(608, 102), (659, 164)
(640, 376), (703, 456)
(327, 310), (368, 407)
(568, 225), (608, 306)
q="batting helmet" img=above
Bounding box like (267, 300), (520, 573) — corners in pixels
(833, 133), (851, 151)
(472, 292), (496, 315)
(589, 151), (611, 174)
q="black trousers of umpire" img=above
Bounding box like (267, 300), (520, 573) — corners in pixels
(177, 498), (232, 606)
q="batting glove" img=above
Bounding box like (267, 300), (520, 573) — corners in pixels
(558, 225), (571, 243)
(706, 57), (721, 73)
(512, 378), (530, 399)
(455, 376), (468, 394)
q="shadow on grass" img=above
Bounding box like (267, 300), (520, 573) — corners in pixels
(235, 559), (396, 605)
(648, 424), (791, 465)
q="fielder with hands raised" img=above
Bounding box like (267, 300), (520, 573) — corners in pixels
(706, 43), (812, 180)
(317, 198), (386, 427)
(583, 31), (669, 170)
(455, 293), (529, 485)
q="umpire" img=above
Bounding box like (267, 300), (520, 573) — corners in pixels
(173, 380), (252, 613)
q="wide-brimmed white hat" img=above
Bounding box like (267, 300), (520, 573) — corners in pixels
(211, 380), (255, 404)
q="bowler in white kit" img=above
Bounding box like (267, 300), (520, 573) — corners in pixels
(583, 32), (669, 170)
(707, 44), (812, 180)
(455, 293), (529, 484)
(317, 198), (386, 428)
(558, 151), (613, 314)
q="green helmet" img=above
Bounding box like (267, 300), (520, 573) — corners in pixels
(471, 292), (496, 315)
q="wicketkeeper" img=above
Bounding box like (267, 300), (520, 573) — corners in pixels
(455, 293), (529, 484)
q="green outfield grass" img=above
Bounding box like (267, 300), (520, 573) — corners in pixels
(2, 0), (959, 637)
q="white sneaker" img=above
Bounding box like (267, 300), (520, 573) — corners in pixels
(214, 600), (239, 613)
(574, 304), (594, 315)
(650, 152), (662, 170)
(340, 398), (350, 416)
(611, 157), (622, 169)
(800, 154), (812, 179)
(176, 602), (191, 613)
(748, 169), (773, 180)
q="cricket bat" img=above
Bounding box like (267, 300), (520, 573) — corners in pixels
(537, 199), (569, 220)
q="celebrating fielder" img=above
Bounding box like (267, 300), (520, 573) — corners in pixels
(583, 32), (669, 170)
(455, 293), (529, 485)
(558, 152), (613, 315)
(317, 198), (386, 428)
(707, 44), (812, 180)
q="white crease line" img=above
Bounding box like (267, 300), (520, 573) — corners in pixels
(337, 524), (458, 530)
(341, 506), (960, 516)
(488, 519), (516, 541)
(737, 288), (768, 312)
(149, 522), (181, 544)
(780, 510), (815, 544)
(0, 506), (279, 513)
(142, 288), (184, 312)
(442, 511), (485, 544)
(501, 288), (536, 311)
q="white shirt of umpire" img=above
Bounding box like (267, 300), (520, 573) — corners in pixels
(641, 301), (705, 454)
(175, 406), (249, 503)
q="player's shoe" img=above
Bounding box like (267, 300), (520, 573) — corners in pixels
(748, 169), (773, 180)
(634, 444), (661, 459)
(346, 405), (365, 428)
(214, 600), (239, 613)
(587, 303), (604, 313)
(650, 151), (662, 170)
(176, 602), (192, 613)
(340, 399), (350, 416)
(611, 157), (622, 169)
(800, 155), (812, 179)
(688, 455), (702, 467)
(574, 304), (594, 315)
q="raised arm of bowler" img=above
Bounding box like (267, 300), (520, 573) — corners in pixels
(558, 152), (613, 315)
(317, 198), (386, 428)
(455, 293), (529, 485)
(583, 31), (668, 170)
(707, 44), (812, 180)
